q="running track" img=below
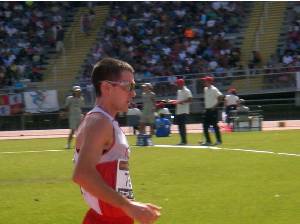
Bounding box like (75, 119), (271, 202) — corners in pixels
(0, 120), (299, 140)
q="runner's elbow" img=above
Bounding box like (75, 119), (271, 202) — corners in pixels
(72, 166), (94, 185)
(72, 169), (84, 185)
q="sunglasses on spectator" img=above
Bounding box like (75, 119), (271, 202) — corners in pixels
(104, 80), (136, 92)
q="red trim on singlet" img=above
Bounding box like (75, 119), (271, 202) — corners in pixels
(83, 208), (133, 224)
(95, 161), (129, 218)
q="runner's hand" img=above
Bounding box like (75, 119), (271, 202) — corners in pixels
(122, 201), (161, 224)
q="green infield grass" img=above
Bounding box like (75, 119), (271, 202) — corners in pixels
(0, 130), (299, 224)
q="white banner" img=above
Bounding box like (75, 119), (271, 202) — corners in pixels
(24, 90), (59, 113)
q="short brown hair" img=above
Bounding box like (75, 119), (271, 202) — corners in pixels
(91, 58), (134, 96)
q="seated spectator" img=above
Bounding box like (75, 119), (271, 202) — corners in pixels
(127, 103), (142, 135)
(224, 88), (239, 124)
(235, 99), (250, 121)
(156, 101), (172, 119)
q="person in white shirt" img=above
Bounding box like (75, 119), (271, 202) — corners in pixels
(200, 76), (223, 146)
(170, 79), (192, 145)
(224, 88), (239, 124)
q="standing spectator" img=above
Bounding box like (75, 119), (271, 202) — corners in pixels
(72, 58), (161, 224)
(64, 85), (85, 149)
(80, 13), (91, 35)
(55, 25), (64, 54)
(88, 8), (96, 28)
(139, 83), (156, 135)
(171, 79), (193, 145)
(200, 76), (223, 146)
(0, 66), (6, 87)
(248, 50), (262, 73)
(224, 88), (239, 124)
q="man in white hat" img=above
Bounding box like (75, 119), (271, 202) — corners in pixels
(64, 85), (85, 149)
(139, 83), (156, 135)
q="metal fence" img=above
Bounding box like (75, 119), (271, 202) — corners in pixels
(0, 68), (299, 120)
(0, 113), (68, 131)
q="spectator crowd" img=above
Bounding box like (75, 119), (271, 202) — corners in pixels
(81, 1), (248, 83)
(1, 1), (299, 96)
(0, 2), (73, 89)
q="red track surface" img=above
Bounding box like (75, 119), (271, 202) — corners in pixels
(0, 120), (299, 140)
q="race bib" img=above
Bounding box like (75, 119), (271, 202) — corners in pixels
(116, 160), (134, 200)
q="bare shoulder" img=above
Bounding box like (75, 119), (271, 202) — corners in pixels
(76, 113), (113, 150)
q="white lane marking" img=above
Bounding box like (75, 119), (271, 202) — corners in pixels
(1, 146), (299, 158)
(138, 144), (300, 157)
(0, 149), (66, 154)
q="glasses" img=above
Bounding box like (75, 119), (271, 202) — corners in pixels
(104, 80), (136, 92)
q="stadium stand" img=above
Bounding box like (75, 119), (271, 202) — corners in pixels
(78, 2), (251, 97)
(1, 2), (300, 131)
(74, 2), (299, 117)
(0, 2), (76, 90)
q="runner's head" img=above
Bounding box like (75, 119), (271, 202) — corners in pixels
(92, 58), (135, 97)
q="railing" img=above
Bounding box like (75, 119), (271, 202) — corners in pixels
(1, 67), (299, 108)
(0, 112), (68, 131)
(0, 102), (299, 132)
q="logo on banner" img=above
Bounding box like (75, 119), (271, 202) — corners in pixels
(24, 90), (59, 113)
(0, 105), (10, 116)
(30, 91), (46, 110)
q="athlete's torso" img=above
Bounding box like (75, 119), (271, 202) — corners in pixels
(74, 106), (133, 216)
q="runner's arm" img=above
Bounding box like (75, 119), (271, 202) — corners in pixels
(72, 114), (129, 207)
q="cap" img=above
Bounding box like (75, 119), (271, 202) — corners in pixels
(141, 83), (152, 88)
(72, 85), (81, 92)
(156, 101), (165, 109)
(176, 79), (185, 86)
(200, 76), (214, 82)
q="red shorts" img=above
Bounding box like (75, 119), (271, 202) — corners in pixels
(83, 209), (134, 224)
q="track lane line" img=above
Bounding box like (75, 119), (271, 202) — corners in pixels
(143, 144), (300, 157)
(1, 145), (299, 157)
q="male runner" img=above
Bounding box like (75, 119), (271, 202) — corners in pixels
(72, 58), (161, 224)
